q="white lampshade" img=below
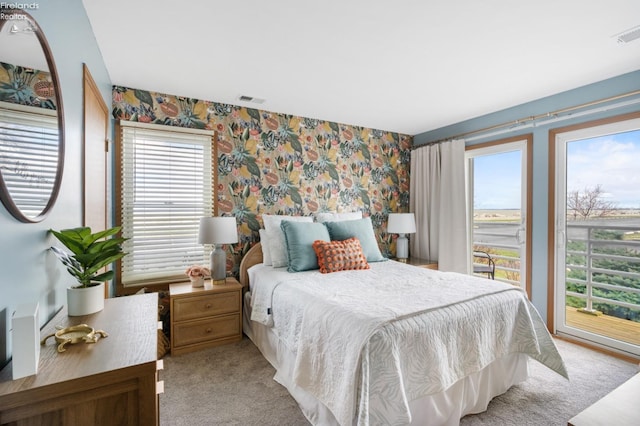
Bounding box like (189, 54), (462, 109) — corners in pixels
(198, 216), (239, 245)
(387, 213), (416, 234)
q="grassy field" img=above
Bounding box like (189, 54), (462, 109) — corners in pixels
(474, 209), (640, 223)
(474, 209), (520, 222)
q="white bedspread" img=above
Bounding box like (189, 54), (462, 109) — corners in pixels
(249, 261), (567, 426)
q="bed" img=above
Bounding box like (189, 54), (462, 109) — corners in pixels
(239, 241), (567, 426)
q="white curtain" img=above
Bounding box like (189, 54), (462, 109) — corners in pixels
(410, 139), (469, 274)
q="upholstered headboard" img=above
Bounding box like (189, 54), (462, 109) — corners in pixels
(239, 242), (263, 289)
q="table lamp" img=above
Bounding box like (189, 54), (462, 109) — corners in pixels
(198, 216), (238, 284)
(387, 213), (416, 262)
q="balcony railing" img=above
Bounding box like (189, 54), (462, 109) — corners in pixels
(565, 222), (640, 320)
(473, 221), (640, 325)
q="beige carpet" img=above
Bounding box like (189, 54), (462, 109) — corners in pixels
(159, 337), (638, 426)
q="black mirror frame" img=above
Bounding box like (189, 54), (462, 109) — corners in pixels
(0, 7), (65, 223)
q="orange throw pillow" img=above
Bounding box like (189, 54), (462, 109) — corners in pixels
(312, 237), (370, 274)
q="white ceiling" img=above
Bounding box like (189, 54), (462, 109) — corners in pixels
(82, 0), (640, 136)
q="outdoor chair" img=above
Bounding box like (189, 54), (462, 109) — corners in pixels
(473, 250), (495, 279)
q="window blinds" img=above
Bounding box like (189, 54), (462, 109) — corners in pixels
(118, 121), (214, 287)
(0, 102), (59, 218)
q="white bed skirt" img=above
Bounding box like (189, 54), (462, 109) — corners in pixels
(243, 293), (529, 426)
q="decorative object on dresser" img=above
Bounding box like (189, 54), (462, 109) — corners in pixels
(10, 302), (40, 380)
(0, 293), (162, 426)
(387, 212), (416, 262)
(185, 265), (210, 288)
(198, 216), (238, 285)
(49, 226), (128, 315)
(40, 323), (108, 353)
(170, 278), (242, 355)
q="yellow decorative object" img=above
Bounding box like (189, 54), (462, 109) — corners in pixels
(41, 324), (108, 353)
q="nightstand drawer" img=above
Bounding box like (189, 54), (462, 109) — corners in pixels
(172, 291), (240, 322)
(172, 313), (241, 347)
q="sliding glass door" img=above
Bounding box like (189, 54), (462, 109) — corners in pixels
(465, 135), (532, 294)
(551, 113), (640, 357)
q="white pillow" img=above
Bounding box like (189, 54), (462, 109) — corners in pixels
(262, 214), (313, 268)
(315, 211), (363, 223)
(258, 229), (272, 266)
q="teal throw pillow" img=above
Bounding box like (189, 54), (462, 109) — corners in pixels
(281, 221), (331, 272)
(324, 217), (387, 262)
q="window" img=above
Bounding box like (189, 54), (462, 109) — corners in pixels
(116, 121), (215, 287)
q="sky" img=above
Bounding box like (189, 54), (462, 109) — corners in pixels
(472, 129), (640, 210)
(473, 150), (522, 210)
(566, 129), (640, 209)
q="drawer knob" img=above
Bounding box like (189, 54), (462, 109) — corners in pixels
(205, 303), (212, 309)
(206, 328), (212, 333)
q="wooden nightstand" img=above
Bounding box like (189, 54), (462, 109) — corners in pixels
(405, 257), (438, 270)
(170, 278), (243, 355)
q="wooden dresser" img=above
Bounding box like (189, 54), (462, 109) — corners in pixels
(170, 278), (243, 355)
(0, 293), (161, 426)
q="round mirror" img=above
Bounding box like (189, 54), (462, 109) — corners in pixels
(0, 7), (64, 223)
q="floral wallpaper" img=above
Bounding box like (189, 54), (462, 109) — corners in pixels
(112, 86), (412, 276)
(0, 61), (57, 109)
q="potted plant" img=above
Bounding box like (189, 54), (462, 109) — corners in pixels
(185, 265), (211, 287)
(50, 226), (128, 316)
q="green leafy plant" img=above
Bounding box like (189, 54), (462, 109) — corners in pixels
(49, 226), (128, 288)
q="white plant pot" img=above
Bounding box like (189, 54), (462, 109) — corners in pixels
(67, 282), (105, 316)
(190, 276), (205, 287)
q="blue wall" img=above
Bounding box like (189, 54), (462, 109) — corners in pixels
(0, 0), (111, 367)
(413, 69), (640, 322)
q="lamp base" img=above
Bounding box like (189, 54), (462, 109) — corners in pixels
(210, 244), (228, 284)
(396, 234), (409, 262)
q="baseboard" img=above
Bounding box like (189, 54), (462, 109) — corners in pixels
(553, 334), (640, 365)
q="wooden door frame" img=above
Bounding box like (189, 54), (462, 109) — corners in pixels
(82, 64), (109, 296)
(547, 110), (640, 333)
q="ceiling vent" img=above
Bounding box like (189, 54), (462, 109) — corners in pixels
(237, 95), (265, 104)
(614, 25), (640, 44)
